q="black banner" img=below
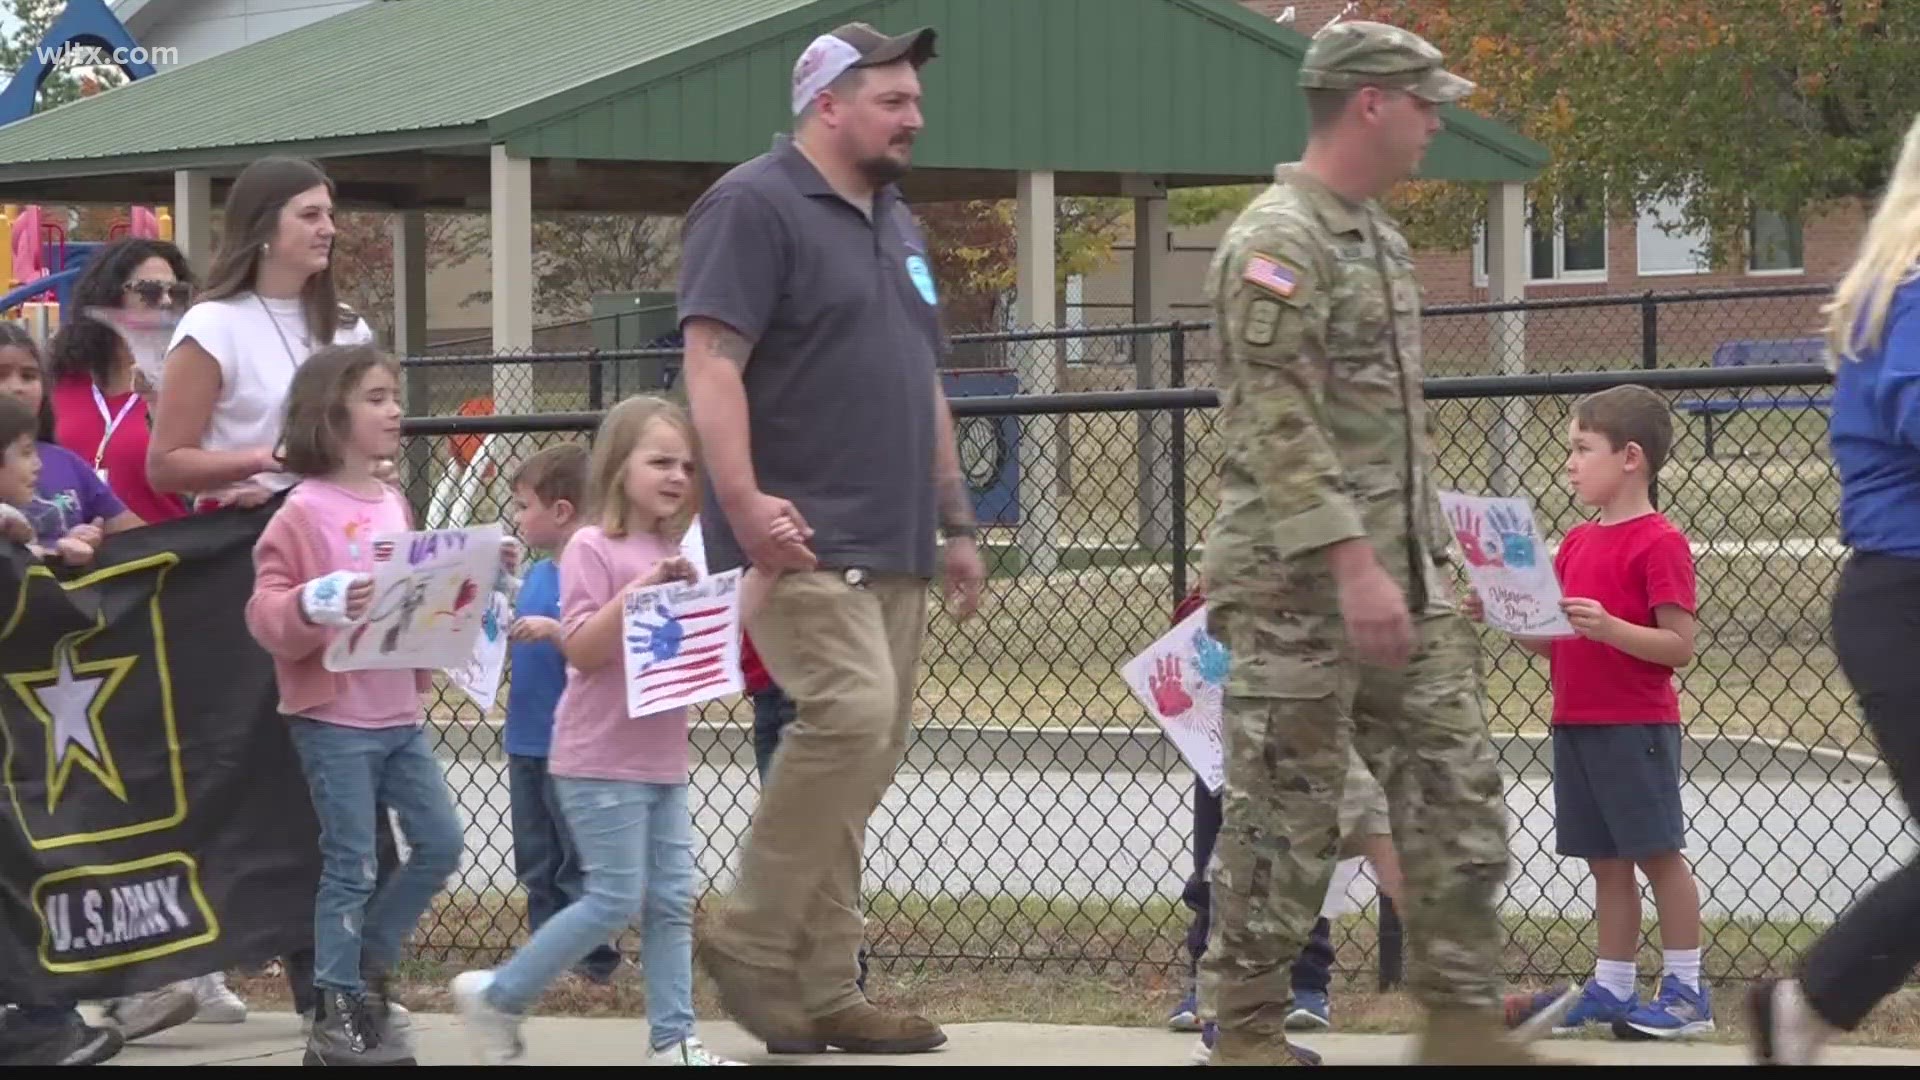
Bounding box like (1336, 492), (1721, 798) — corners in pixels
(0, 499), (321, 1002)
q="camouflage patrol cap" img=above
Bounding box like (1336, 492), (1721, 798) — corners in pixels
(1298, 21), (1473, 104)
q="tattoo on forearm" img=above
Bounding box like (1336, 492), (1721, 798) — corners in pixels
(937, 471), (975, 529)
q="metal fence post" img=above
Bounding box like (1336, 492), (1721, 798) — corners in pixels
(1169, 324), (1189, 605)
(587, 348), (605, 413)
(1641, 291), (1659, 371)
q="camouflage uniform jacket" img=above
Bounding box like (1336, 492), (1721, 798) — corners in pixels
(1201, 164), (1455, 681)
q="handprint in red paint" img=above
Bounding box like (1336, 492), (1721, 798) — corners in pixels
(1149, 655), (1194, 718)
(1447, 502), (1503, 568)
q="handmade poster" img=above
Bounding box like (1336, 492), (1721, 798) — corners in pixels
(447, 586), (512, 712)
(623, 568), (744, 717)
(1119, 603), (1226, 794)
(323, 523), (506, 672)
(1439, 491), (1575, 638)
(681, 514), (709, 576)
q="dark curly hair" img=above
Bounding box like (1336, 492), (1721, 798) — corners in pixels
(46, 237), (194, 388)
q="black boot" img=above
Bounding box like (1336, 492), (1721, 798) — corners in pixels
(304, 989), (414, 1066)
(0, 1007), (124, 1067)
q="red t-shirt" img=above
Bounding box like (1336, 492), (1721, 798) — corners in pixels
(1549, 512), (1697, 725)
(742, 631), (772, 695)
(50, 374), (188, 525)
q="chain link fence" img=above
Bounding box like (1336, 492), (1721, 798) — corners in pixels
(396, 303), (1904, 987)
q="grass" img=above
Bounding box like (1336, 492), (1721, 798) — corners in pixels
(416, 385), (1856, 751)
(220, 887), (1920, 1050)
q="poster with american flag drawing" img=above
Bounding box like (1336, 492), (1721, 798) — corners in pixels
(622, 569), (744, 717)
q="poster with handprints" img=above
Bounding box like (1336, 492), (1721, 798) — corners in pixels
(623, 568), (744, 717)
(1119, 604), (1226, 794)
(324, 523), (506, 672)
(1439, 491), (1575, 638)
(447, 587), (512, 712)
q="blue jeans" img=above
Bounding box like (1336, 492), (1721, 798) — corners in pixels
(508, 755), (622, 979)
(487, 779), (697, 1052)
(287, 719), (466, 996)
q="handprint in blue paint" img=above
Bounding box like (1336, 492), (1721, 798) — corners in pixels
(481, 596), (504, 642)
(1484, 503), (1538, 568)
(626, 600), (686, 664)
(1192, 627), (1230, 687)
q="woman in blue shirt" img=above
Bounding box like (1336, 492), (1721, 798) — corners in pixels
(1752, 115), (1920, 1064)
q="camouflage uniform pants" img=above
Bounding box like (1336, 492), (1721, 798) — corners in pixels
(1199, 607), (1510, 1035)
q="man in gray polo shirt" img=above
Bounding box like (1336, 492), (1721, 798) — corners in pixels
(678, 21), (986, 1056)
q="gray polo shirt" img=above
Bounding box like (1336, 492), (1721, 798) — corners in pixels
(678, 133), (947, 579)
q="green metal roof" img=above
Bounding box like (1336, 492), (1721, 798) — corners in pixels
(0, 0), (1546, 188)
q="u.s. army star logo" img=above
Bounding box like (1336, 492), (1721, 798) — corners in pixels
(8, 631), (135, 814)
(0, 555), (187, 850)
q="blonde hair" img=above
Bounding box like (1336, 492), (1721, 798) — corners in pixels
(1825, 114), (1920, 366)
(586, 395), (698, 540)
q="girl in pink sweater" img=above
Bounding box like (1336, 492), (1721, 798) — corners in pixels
(245, 344), (503, 1067)
(452, 395), (739, 1066)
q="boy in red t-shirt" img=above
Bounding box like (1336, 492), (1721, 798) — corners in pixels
(1482, 386), (1709, 1041)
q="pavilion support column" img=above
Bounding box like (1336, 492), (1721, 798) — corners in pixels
(1014, 169), (1059, 577)
(392, 209), (433, 521)
(1129, 178), (1173, 552)
(1486, 180), (1528, 496)
(172, 169), (213, 278)
(490, 144), (535, 416)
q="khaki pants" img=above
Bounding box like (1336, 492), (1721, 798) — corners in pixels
(716, 570), (927, 1017)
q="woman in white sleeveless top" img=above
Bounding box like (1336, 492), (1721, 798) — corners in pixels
(148, 156), (374, 510)
(142, 156), (399, 1032)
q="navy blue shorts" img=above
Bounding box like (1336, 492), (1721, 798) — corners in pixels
(1551, 723), (1687, 859)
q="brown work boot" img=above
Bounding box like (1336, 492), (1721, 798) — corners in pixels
(766, 1001), (947, 1054)
(1416, 1006), (1545, 1065)
(694, 938), (809, 1045)
(1210, 1026), (1322, 1066)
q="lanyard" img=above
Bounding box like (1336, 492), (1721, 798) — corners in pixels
(91, 383), (142, 472)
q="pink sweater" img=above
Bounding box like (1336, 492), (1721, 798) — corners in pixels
(245, 490), (433, 719)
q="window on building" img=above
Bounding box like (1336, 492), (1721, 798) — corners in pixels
(1636, 195), (1711, 276)
(1749, 209), (1805, 274)
(1474, 196), (1609, 285)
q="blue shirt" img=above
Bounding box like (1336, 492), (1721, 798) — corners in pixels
(1832, 279), (1920, 559)
(503, 559), (567, 757)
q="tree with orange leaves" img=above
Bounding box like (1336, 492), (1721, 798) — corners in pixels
(1368, 0), (1920, 262)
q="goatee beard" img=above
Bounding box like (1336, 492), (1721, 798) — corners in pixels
(858, 153), (911, 186)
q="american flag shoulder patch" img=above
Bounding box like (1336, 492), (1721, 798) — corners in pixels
(1242, 253), (1301, 299)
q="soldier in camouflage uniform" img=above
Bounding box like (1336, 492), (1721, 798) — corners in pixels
(1196, 22), (1577, 1066)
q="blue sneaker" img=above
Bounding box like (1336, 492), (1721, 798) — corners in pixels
(1167, 990), (1201, 1033)
(1285, 989), (1331, 1030)
(1619, 974), (1715, 1040)
(1188, 1022), (1214, 1065)
(1506, 981), (1630, 1039)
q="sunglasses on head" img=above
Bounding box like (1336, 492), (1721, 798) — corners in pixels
(124, 279), (191, 307)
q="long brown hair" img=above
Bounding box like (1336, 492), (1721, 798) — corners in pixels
(279, 343), (400, 477)
(196, 156), (354, 346)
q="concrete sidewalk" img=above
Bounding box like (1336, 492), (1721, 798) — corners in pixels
(101, 1011), (1920, 1066)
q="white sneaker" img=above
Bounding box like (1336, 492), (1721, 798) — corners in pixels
(451, 970), (525, 1064)
(648, 1036), (742, 1066)
(387, 1000), (412, 1033)
(190, 973), (247, 1024)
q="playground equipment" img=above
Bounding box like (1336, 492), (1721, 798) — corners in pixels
(0, 203), (173, 343)
(0, 0), (171, 343)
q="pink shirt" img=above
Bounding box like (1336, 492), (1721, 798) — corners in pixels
(290, 480), (422, 730)
(549, 526), (690, 784)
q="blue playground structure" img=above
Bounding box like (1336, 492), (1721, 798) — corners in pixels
(0, 0), (167, 328)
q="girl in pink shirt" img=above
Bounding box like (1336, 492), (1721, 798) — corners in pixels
(245, 344), (499, 1067)
(452, 395), (739, 1067)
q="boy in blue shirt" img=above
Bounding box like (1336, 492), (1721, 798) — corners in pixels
(505, 443), (622, 983)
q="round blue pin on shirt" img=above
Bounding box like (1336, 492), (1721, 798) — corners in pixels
(905, 254), (937, 305)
